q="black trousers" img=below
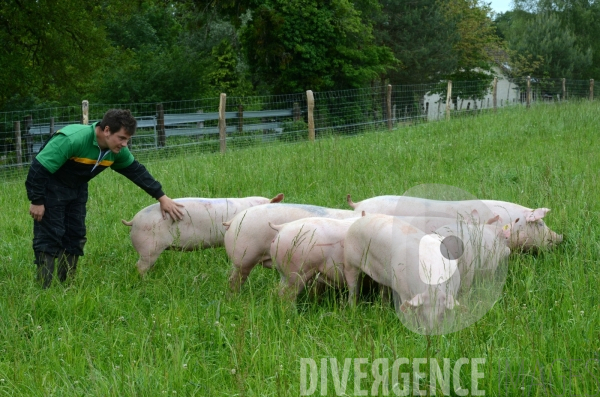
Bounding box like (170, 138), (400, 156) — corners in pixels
(33, 179), (88, 257)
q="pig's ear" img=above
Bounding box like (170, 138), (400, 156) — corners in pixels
(270, 193), (284, 203)
(347, 194), (357, 209)
(446, 295), (458, 310)
(223, 221), (231, 230)
(486, 214), (500, 225)
(400, 294), (424, 312)
(525, 208), (550, 222)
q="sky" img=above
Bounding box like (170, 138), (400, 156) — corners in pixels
(488, 0), (513, 14)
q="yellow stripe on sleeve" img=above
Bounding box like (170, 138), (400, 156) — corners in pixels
(71, 157), (114, 167)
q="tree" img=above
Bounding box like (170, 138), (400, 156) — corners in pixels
(91, 0), (213, 103)
(373, 0), (460, 85)
(509, 12), (592, 79)
(0, 0), (110, 109)
(441, 0), (501, 80)
(438, 1), (501, 105)
(507, 1), (598, 78)
(239, 0), (396, 94)
(206, 40), (253, 97)
(542, 0), (600, 78)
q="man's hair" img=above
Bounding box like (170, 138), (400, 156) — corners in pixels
(98, 109), (137, 136)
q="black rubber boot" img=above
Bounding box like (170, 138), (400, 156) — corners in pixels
(35, 251), (56, 288)
(57, 252), (79, 283)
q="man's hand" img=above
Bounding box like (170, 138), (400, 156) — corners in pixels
(158, 195), (185, 221)
(30, 204), (45, 222)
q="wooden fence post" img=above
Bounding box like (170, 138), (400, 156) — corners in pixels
(41, 117), (55, 158)
(386, 84), (392, 130)
(156, 103), (165, 147)
(562, 78), (566, 101)
(25, 115), (33, 162)
(306, 90), (315, 141)
(82, 100), (89, 125)
(492, 77), (498, 113)
(590, 79), (594, 101)
(526, 76), (531, 108)
(445, 80), (452, 121)
(293, 102), (301, 122)
(14, 121), (22, 168)
(196, 110), (204, 129)
(219, 93), (227, 153)
(261, 116), (267, 136)
(237, 104), (244, 133)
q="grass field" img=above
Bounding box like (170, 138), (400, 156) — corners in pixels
(0, 101), (598, 396)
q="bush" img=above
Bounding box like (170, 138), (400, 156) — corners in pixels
(279, 120), (308, 142)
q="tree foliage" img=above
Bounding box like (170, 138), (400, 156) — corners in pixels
(206, 40), (253, 97)
(1, 0), (599, 111)
(507, 11), (592, 78)
(90, 0), (212, 103)
(239, 0), (396, 93)
(373, 0), (459, 84)
(502, 0), (596, 78)
(442, 0), (500, 78)
(0, 0), (110, 108)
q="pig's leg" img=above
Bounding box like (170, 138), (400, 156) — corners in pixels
(261, 259), (273, 269)
(305, 277), (327, 302)
(278, 278), (300, 301)
(281, 268), (318, 301)
(228, 248), (272, 292)
(379, 285), (393, 307)
(344, 266), (361, 307)
(228, 259), (262, 292)
(229, 264), (248, 292)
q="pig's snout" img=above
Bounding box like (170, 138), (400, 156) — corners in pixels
(552, 233), (564, 245)
(545, 231), (563, 248)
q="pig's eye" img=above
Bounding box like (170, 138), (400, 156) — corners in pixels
(537, 220), (545, 227)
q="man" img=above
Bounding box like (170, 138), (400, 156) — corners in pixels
(25, 109), (184, 287)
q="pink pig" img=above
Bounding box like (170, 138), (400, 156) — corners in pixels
(122, 193), (284, 274)
(223, 204), (359, 292)
(343, 214), (461, 334)
(347, 194), (562, 251)
(269, 217), (360, 300)
(344, 213), (510, 334)
(394, 213), (510, 292)
(481, 200), (562, 251)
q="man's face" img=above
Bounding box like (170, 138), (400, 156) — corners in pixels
(103, 127), (131, 153)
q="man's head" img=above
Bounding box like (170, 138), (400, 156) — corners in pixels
(98, 109), (137, 136)
(96, 109), (137, 153)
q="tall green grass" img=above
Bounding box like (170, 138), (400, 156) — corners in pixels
(0, 101), (598, 396)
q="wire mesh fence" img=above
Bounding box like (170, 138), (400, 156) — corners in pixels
(0, 76), (595, 181)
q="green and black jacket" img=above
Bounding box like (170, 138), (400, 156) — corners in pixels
(25, 122), (165, 205)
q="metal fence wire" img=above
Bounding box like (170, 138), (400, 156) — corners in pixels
(0, 77), (595, 180)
